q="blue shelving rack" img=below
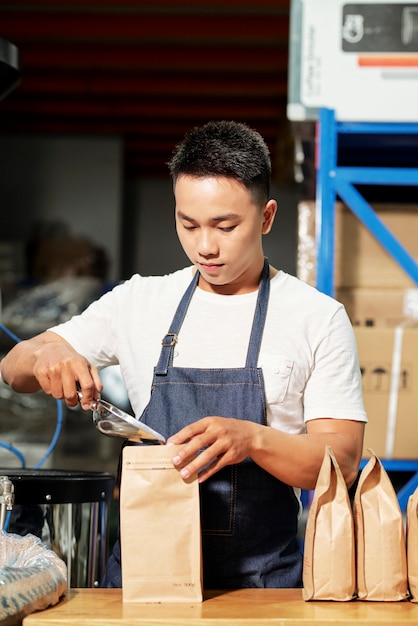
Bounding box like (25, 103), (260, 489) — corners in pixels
(315, 107), (418, 511)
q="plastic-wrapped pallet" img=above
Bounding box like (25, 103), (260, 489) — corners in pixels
(0, 530), (67, 624)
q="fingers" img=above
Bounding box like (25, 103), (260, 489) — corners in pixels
(75, 365), (103, 410)
(173, 446), (225, 482)
(169, 417), (237, 482)
(169, 417), (257, 483)
(169, 419), (216, 479)
(32, 342), (102, 409)
(46, 362), (95, 408)
(167, 420), (206, 446)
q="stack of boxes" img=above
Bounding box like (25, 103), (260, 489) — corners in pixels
(297, 200), (418, 459)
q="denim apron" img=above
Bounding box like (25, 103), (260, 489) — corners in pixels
(103, 259), (302, 588)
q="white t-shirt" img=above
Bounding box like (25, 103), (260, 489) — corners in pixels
(49, 267), (367, 434)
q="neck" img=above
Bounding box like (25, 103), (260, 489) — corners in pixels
(196, 260), (276, 296)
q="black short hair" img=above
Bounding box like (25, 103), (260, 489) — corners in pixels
(168, 120), (271, 206)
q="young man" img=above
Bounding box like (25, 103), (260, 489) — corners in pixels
(0, 121), (366, 589)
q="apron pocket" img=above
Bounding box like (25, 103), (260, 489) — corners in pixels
(200, 465), (237, 536)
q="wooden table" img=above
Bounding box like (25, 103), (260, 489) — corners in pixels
(23, 588), (418, 625)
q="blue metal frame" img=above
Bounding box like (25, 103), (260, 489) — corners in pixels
(316, 107), (418, 510)
(316, 107), (418, 296)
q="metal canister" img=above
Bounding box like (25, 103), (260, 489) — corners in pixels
(1, 469), (115, 588)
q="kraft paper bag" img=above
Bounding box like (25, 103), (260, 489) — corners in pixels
(120, 444), (203, 603)
(302, 446), (356, 601)
(407, 487), (418, 602)
(354, 449), (408, 601)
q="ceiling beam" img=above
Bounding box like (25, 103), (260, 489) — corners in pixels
(14, 43), (288, 72)
(0, 117), (284, 137)
(10, 72), (288, 98)
(4, 0), (290, 13)
(0, 96), (285, 119)
(1, 13), (289, 44)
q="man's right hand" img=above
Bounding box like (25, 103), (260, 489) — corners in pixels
(0, 330), (102, 410)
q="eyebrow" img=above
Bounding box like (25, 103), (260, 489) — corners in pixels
(176, 211), (240, 222)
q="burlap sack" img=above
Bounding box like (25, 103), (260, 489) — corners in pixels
(120, 444), (203, 603)
(354, 449), (408, 601)
(303, 446), (356, 601)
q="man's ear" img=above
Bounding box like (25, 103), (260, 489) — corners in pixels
(261, 199), (277, 235)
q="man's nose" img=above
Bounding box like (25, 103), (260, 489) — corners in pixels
(198, 229), (218, 255)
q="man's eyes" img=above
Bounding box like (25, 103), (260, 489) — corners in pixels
(183, 224), (236, 232)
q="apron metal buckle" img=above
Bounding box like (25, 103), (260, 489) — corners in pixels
(161, 333), (178, 347)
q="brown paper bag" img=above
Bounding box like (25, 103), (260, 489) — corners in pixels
(120, 444), (203, 603)
(302, 446), (356, 601)
(407, 487), (418, 602)
(354, 449), (408, 601)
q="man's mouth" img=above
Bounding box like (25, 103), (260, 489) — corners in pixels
(200, 262), (223, 270)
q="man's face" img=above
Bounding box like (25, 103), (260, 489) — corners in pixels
(174, 175), (276, 295)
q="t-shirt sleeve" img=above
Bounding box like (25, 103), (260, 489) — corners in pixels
(303, 305), (367, 423)
(48, 287), (119, 369)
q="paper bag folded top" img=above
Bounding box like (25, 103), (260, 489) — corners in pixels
(354, 449), (408, 602)
(303, 445), (356, 601)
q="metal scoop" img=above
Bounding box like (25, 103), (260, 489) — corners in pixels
(78, 392), (165, 444)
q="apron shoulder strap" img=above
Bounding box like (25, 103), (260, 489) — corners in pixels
(245, 258), (270, 368)
(155, 269), (199, 375)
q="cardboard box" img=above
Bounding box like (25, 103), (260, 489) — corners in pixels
(354, 325), (418, 459)
(336, 288), (407, 328)
(297, 201), (418, 289)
